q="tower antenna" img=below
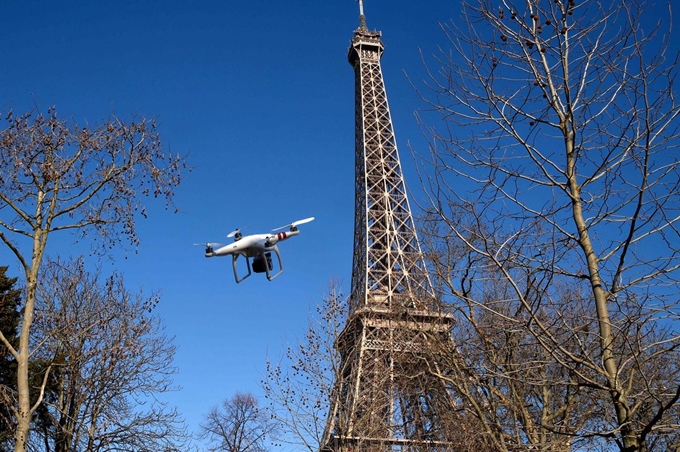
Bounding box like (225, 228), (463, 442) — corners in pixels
(357, 0), (367, 29)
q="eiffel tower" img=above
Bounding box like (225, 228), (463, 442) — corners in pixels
(321, 2), (458, 451)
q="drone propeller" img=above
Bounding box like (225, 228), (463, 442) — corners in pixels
(193, 242), (224, 248)
(227, 228), (244, 240)
(272, 217), (315, 232)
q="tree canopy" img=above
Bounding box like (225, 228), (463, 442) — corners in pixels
(413, 0), (680, 450)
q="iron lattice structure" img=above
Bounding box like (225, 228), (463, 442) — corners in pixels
(321, 6), (459, 452)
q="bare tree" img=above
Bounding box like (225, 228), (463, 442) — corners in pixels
(0, 107), (186, 452)
(420, 216), (602, 451)
(413, 0), (680, 450)
(26, 257), (188, 451)
(261, 283), (345, 451)
(200, 392), (277, 452)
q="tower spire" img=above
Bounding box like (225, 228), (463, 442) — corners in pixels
(357, 0), (367, 30)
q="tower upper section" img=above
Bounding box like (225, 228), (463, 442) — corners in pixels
(347, 2), (434, 315)
(348, 2), (383, 66)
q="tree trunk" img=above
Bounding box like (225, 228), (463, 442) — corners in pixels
(14, 275), (36, 452)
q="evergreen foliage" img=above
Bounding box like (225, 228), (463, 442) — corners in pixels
(0, 266), (21, 450)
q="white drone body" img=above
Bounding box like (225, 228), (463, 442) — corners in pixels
(197, 217), (314, 283)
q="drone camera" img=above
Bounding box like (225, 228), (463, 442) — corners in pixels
(252, 252), (274, 273)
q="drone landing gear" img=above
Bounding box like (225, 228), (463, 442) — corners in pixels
(256, 248), (284, 281)
(232, 254), (252, 283)
(231, 247), (284, 283)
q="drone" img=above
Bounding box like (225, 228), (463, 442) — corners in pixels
(196, 217), (314, 283)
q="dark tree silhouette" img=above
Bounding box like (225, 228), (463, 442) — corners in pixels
(0, 266), (21, 451)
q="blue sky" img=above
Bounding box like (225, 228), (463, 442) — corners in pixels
(0, 0), (456, 442)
